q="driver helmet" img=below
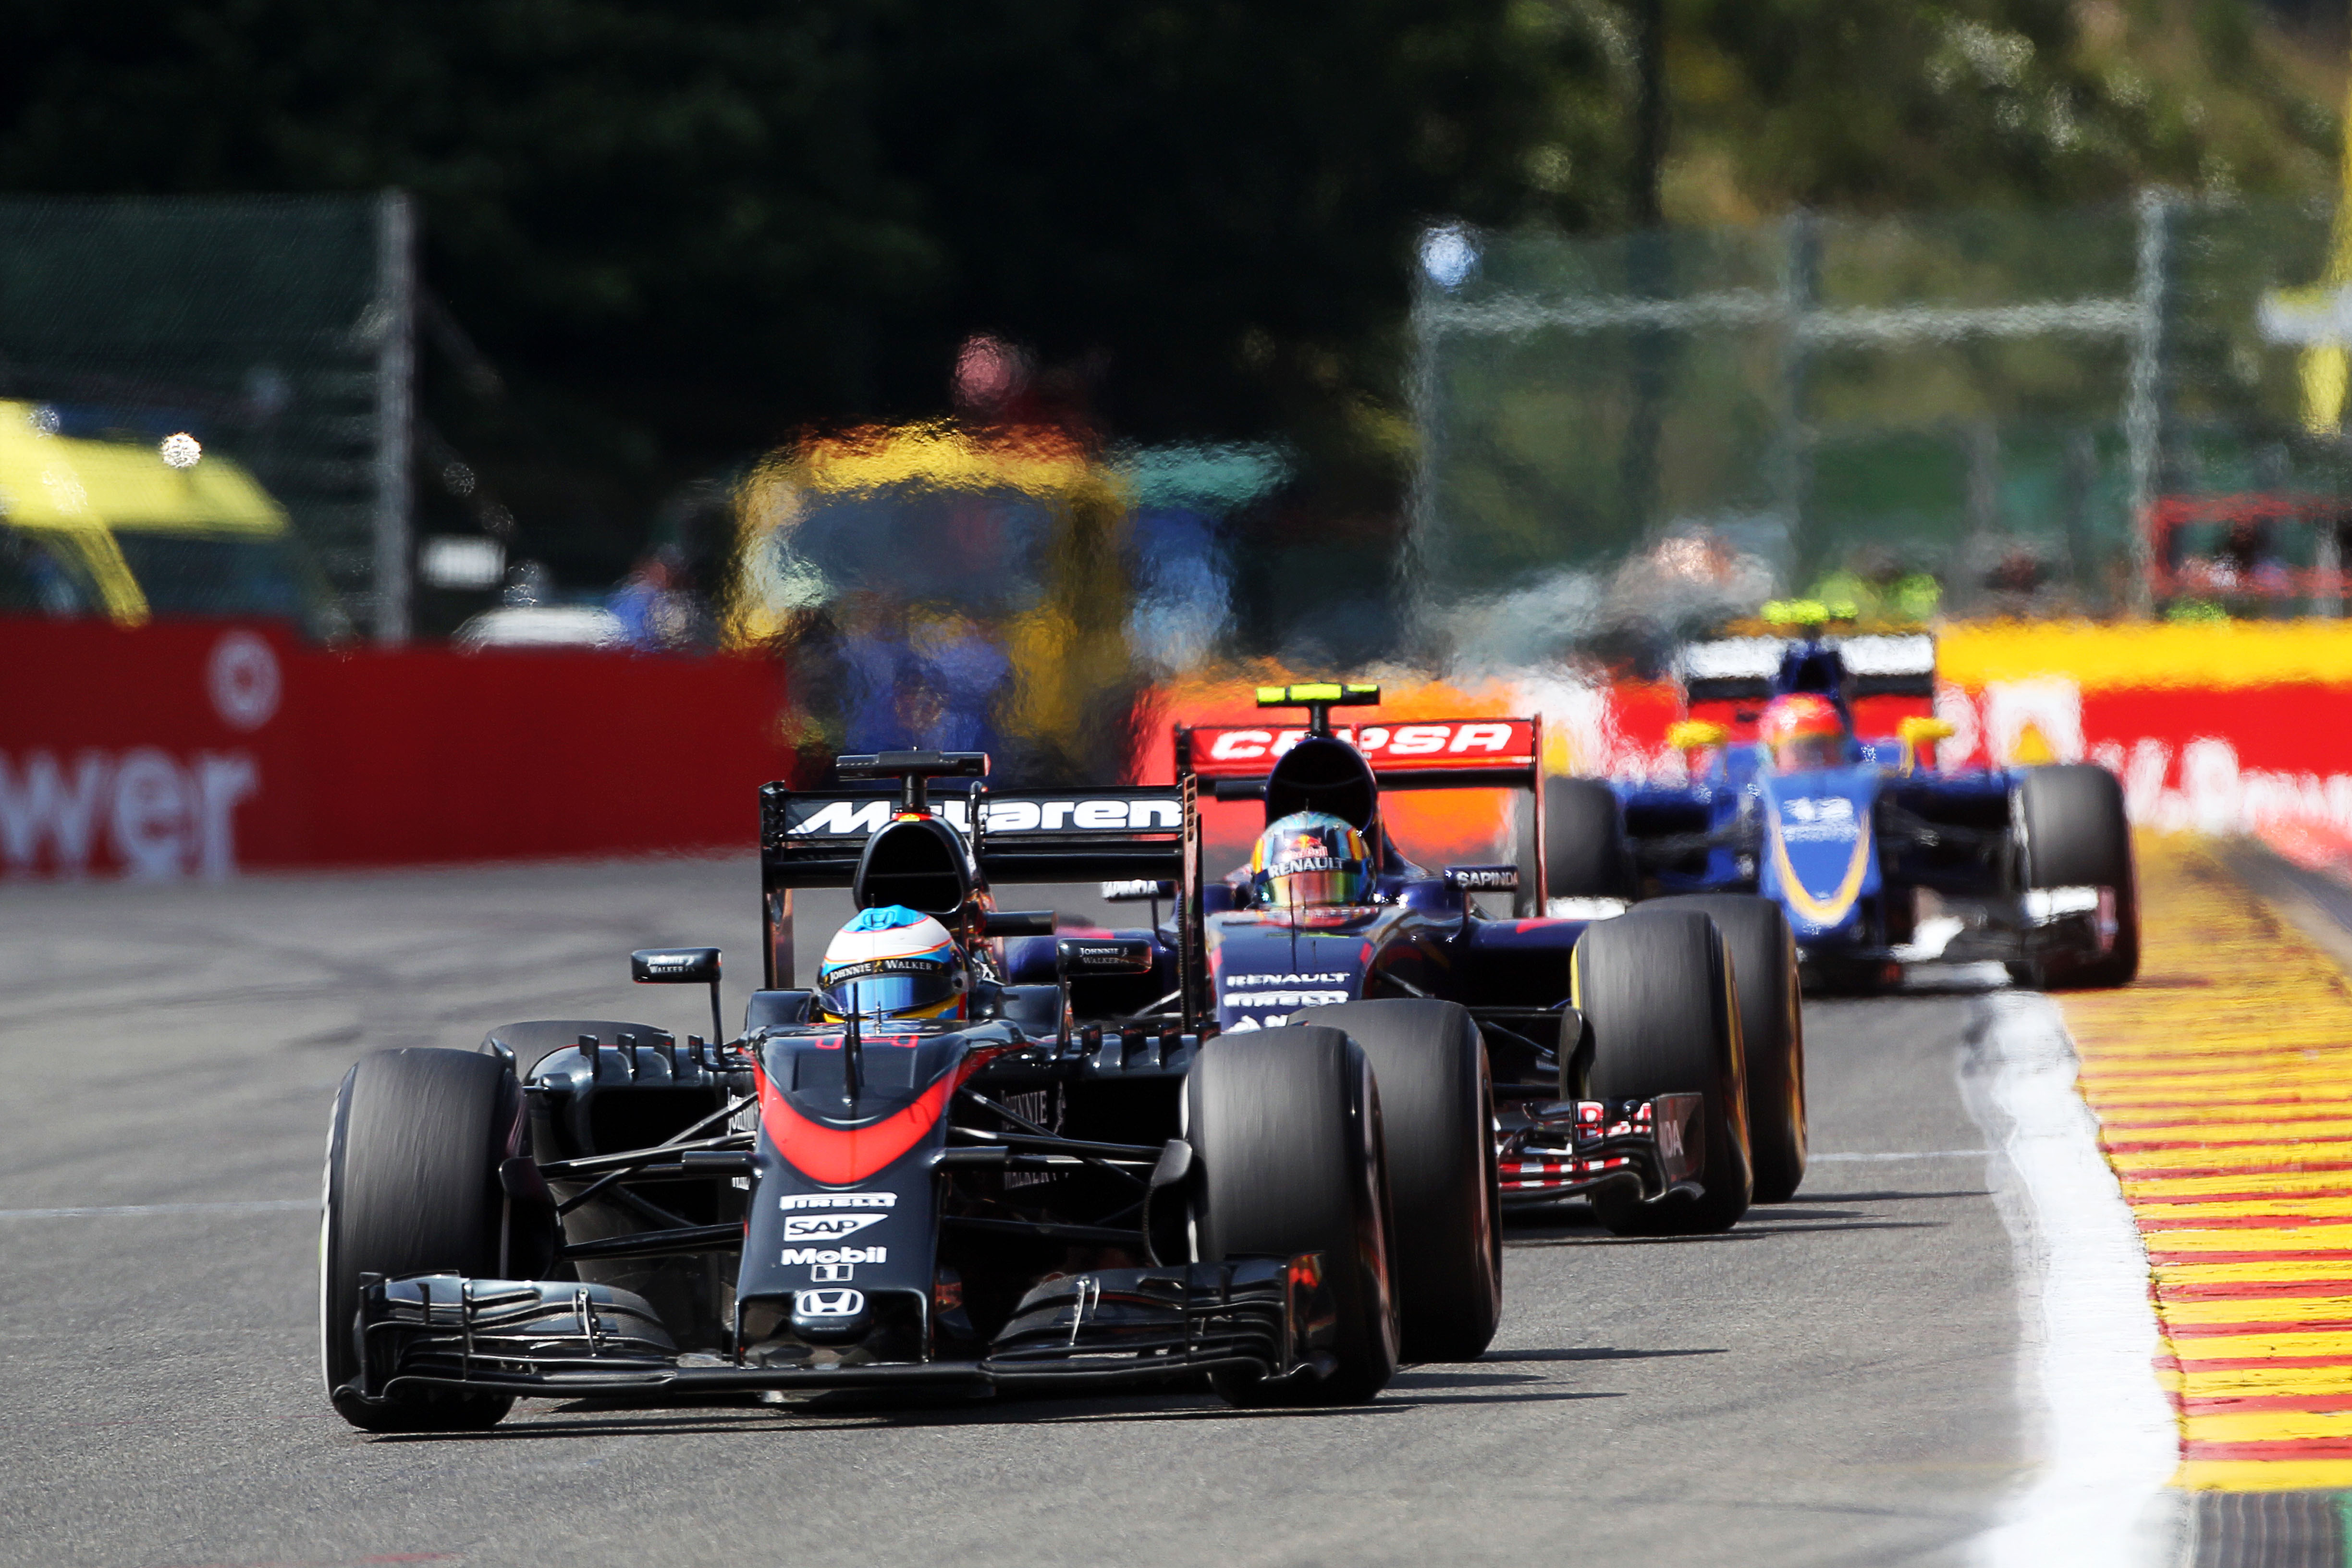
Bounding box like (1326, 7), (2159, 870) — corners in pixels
(816, 905), (968, 1022)
(1249, 811), (1375, 908)
(1759, 693), (1846, 772)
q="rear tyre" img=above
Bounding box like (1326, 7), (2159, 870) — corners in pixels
(2013, 764), (2140, 990)
(321, 1048), (520, 1432)
(1544, 778), (1638, 903)
(1293, 999), (1500, 1363)
(1189, 1027), (1399, 1405)
(1642, 895), (1806, 1204)
(1575, 908), (1752, 1235)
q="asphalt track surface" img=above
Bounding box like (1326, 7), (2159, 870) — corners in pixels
(1, 859), (2035, 1568)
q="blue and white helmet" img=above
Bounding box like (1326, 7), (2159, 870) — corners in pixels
(816, 905), (969, 1022)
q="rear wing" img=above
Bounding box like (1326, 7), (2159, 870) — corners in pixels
(1678, 633), (1937, 704)
(757, 778), (1200, 1003)
(1178, 717), (1540, 789)
(1174, 716), (1545, 916)
(760, 782), (1188, 885)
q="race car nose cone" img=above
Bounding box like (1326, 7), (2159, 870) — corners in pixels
(790, 1286), (872, 1344)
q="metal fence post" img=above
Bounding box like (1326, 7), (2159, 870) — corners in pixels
(373, 189), (416, 645)
(1401, 263), (1445, 649)
(2123, 188), (2170, 620)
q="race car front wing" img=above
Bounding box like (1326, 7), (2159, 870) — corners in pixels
(332, 1254), (1332, 1409)
(1496, 1093), (1704, 1207)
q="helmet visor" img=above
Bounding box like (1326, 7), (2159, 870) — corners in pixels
(1262, 864), (1373, 907)
(818, 966), (960, 1021)
(1773, 735), (1844, 772)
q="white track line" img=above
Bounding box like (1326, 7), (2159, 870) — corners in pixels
(1812, 1149), (1991, 1162)
(0, 1200), (313, 1219)
(1968, 990), (2174, 1568)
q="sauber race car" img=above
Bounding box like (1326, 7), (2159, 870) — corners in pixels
(323, 750), (1406, 1432)
(1004, 684), (1809, 1219)
(1543, 627), (2138, 993)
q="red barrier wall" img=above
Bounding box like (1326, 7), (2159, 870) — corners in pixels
(1, 618), (796, 877)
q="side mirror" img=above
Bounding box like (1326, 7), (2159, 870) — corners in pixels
(1896, 715), (1957, 774)
(1055, 936), (1155, 977)
(1666, 719), (1728, 752)
(982, 909), (1057, 937)
(632, 947), (724, 1047)
(632, 947), (720, 985)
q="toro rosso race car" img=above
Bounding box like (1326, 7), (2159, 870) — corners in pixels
(1543, 628), (2138, 992)
(976, 684), (1803, 1227)
(1140, 684), (1806, 1218)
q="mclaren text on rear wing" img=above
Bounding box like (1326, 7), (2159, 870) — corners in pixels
(760, 781), (1191, 890)
(1179, 717), (1540, 794)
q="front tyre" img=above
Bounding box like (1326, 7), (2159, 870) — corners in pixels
(2013, 764), (2140, 990)
(1641, 895), (1806, 1204)
(1575, 907), (1752, 1235)
(321, 1048), (520, 1432)
(1294, 999), (1501, 1363)
(1188, 1027), (1399, 1406)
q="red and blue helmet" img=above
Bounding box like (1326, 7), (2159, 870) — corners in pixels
(1250, 811), (1375, 908)
(816, 905), (969, 1022)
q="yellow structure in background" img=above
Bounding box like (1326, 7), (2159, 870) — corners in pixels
(728, 421), (1134, 768)
(2057, 840), (2352, 1490)
(2297, 60), (2352, 434)
(0, 400), (291, 625)
(1940, 618), (2352, 691)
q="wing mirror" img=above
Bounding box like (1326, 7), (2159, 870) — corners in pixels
(1055, 937), (1155, 976)
(1048, 936), (1155, 1051)
(1666, 720), (1728, 752)
(632, 946), (724, 1046)
(1896, 715), (1956, 774)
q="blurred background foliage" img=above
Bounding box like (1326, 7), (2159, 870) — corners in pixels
(1, 0), (2342, 630)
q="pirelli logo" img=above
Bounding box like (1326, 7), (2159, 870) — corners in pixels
(784, 795), (1181, 839)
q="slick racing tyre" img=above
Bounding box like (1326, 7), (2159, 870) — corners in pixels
(320, 1048), (520, 1432)
(1544, 778), (1638, 904)
(1574, 907), (1752, 1236)
(1642, 895), (1806, 1204)
(1188, 1027), (1400, 1405)
(1294, 999), (1501, 1363)
(2010, 764), (2140, 991)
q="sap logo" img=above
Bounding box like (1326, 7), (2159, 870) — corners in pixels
(782, 1245), (888, 1266)
(1, 748), (260, 881)
(798, 1288), (865, 1316)
(779, 1191), (896, 1211)
(783, 1213), (886, 1241)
